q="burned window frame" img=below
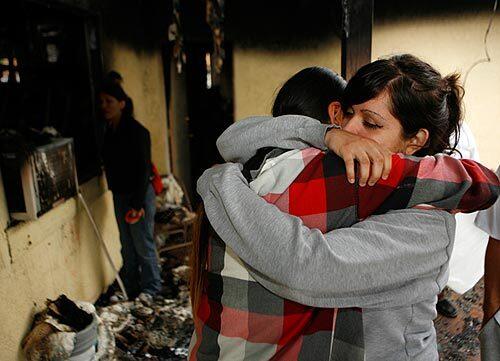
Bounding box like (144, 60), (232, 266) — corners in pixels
(0, 0), (104, 184)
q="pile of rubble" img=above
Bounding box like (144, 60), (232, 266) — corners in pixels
(97, 263), (194, 360)
(154, 175), (197, 251)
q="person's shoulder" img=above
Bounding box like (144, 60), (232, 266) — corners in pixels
(361, 209), (456, 238)
(128, 118), (150, 137)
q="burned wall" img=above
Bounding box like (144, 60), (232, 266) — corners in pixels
(225, 0), (342, 50)
(24, 0), (173, 173)
(0, 178), (121, 361)
(102, 40), (171, 173)
(229, 1), (343, 119)
(0, 1), (172, 359)
(92, 0), (172, 173)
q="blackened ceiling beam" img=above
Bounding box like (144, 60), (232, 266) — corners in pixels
(181, 0), (212, 43)
(341, 0), (373, 80)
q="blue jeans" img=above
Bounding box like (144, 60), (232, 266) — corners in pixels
(113, 184), (161, 296)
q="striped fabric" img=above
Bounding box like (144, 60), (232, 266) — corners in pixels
(190, 149), (500, 361)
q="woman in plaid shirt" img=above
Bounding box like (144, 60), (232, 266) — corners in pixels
(192, 57), (500, 360)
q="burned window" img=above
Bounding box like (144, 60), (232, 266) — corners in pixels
(0, 1), (103, 184)
(0, 57), (20, 84)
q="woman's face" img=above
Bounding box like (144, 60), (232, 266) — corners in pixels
(342, 91), (409, 153)
(99, 93), (125, 121)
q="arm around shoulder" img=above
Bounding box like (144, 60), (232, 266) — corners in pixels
(198, 163), (454, 308)
(216, 115), (332, 163)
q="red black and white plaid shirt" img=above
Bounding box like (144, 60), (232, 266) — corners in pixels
(189, 148), (499, 360)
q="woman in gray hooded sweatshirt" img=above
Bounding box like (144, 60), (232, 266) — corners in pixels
(195, 55), (500, 360)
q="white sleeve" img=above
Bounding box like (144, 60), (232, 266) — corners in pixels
(452, 122), (481, 161)
(475, 166), (500, 239)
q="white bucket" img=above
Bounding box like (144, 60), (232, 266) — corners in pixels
(69, 314), (98, 361)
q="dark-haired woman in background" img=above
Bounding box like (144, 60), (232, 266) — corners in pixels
(100, 82), (161, 300)
(194, 57), (500, 360)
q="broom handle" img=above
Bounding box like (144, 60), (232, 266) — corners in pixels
(78, 191), (129, 300)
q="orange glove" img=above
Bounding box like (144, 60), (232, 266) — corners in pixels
(125, 208), (145, 224)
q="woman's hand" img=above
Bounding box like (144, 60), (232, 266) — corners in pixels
(125, 208), (145, 224)
(325, 128), (392, 186)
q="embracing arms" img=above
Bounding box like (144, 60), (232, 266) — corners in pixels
(198, 163), (455, 308)
(219, 115), (499, 220)
(216, 115), (331, 164)
(207, 116), (499, 307)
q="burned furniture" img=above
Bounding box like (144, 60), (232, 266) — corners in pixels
(155, 174), (197, 254)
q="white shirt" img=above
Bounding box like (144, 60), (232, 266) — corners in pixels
(450, 122), (480, 161)
(447, 122), (489, 294)
(475, 166), (500, 325)
(475, 166), (500, 241)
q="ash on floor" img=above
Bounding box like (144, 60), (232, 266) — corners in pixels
(435, 280), (485, 361)
(96, 253), (194, 361)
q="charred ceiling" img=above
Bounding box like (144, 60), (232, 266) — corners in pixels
(30, 0), (173, 52)
(225, 0), (343, 50)
(375, 0), (496, 20)
(89, 0), (173, 52)
(19, 0), (496, 53)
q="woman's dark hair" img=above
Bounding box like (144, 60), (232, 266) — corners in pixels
(99, 81), (134, 118)
(343, 54), (463, 156)
(189, 67), (346, 314)
(272, 66), (346, 124)
(189, 205), (211, 314)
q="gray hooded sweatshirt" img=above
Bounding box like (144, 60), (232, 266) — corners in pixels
(198, 115), (458, 361)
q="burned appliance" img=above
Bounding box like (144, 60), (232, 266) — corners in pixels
(1, 138), (77, 221)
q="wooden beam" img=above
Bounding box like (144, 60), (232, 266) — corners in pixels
(341, 0), (373, 80)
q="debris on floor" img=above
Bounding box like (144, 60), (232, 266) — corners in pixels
(97, 253), (194, 360)
(435, 279), (485, 361)
(94, 176), (196, 360)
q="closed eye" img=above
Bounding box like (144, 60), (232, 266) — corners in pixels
(363, 120), (383, 129)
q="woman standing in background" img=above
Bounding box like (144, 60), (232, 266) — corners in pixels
(100, 81), (161, 300)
